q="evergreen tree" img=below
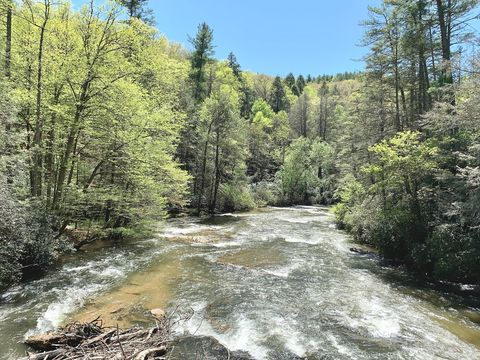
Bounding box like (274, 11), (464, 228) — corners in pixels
(284, 73), (296, 90)
(226, 52), (254, 119)
(285, 73), (300, 96)
(116, 0), (154, 24)
(227, 52), (241, 79)
(189, 23), (215, 103)
(296, 75), (306, 94)
(270, 76), (288, 113)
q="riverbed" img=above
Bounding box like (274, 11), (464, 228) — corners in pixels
(1, 207), (480, 359)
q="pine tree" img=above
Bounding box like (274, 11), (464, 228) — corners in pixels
(285, 73), (300, 96)
(296, 75), (306, 94)
(226, 53), (254, 119)
(270, 76), (288, 113)
(227, 52), (241, 79)
(116, 0), (154, 24)
(284, 73), (296, 90)
(189, 23), (215, 103)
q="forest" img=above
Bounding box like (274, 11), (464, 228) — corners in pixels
(0, 0), (479, 292)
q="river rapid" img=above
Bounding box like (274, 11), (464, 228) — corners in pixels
(1, 206), (480, 359)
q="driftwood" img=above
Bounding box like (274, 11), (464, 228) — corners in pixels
(20, 309), (189, 360)
(21, 349), (67, 360)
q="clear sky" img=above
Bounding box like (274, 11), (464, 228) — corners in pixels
(74, 0), (382, 76)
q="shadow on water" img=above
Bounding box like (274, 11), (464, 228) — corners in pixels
(349, 252), (480, 310)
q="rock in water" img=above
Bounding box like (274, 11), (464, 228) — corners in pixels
(169, 335), (254, 360)
(150, 308), (166, 320)
(349, 247), (371, 255)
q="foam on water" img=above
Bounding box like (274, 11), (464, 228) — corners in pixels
(27, 283), (105, 335)
(262, 262), (302, 278)
(350, 296), (402, 338)
(284, 234), (323, 245)
(327, 333), (356, 359)
(269, 316), (307, 356)
(173, 301), (269, 358)
(13, 242), (170, 342)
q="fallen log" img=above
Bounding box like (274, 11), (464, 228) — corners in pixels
(81, 328), (116, 346)
(24, 333), (67, 351)
(22, 349), (66, 360)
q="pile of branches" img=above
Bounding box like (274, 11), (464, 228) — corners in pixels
(21, 309), (193, 360)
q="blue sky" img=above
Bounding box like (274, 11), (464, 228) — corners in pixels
(70, 0), (382, 76)
(145, 0), (382, 76)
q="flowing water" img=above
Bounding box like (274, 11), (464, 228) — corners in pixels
(1, 206), (480, 359)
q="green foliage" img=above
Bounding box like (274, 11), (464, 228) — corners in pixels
(336, 131), (439, 266)
(345, 198), (417, 261)
(0, 182), (68, 290)
(0, 2), (189, 244)
(194, 78), (247, 214)
(251, 99), (274, 123)
(217, 183), (255, 212)
(0, 183), (25, 289)
(364, 131), (438, 199)
(278, 138), (335, 204)
(332, 176), (365, 228)
(334, 75), (480, 282)
(251, 181), (282, 207)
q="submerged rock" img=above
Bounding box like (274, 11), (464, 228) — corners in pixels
(169, 335), (254, 360)
(266, 349), (307, 360)
(349, 247), (373, 256)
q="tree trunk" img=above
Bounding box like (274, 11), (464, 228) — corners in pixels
(53, 98), (86, 208)
(436, 0), (453, 85)
(31, 1), (50, 196)
(428, 21), (437, 84)
(66, 133), (79, 186)
(400, 86), (408, 128)
(394, 41), (401, 132)
(209, 132), (221, 214)
(5, 2), (12, 78)
(196, 120), (214, 215)
(3, 2), (13, 184)
(45, 87), (62, 208)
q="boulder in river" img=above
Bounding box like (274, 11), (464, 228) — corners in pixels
(168, 335), (254, 360)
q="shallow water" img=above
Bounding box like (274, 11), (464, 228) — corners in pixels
(1, 207), (480, 359)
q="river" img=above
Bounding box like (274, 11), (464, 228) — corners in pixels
(1, 206), (480, 359)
